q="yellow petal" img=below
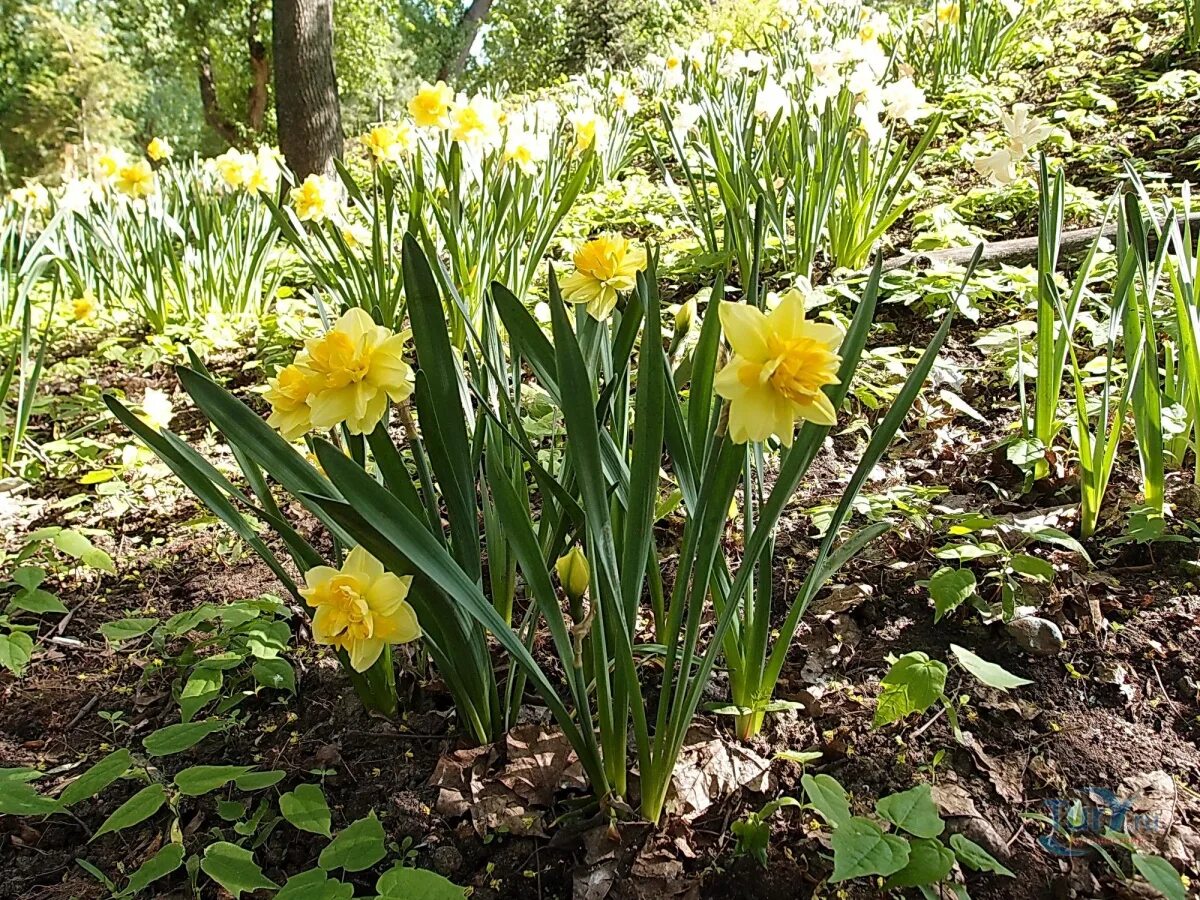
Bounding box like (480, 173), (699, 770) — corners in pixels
(308, 386), (356, 430)
(719, 302), (771, 361)
(768, 289), (810, 340)
(714, 357), (759, 400)
(302, 566), (340, 592)
(727, 381), (778, 444)
(312, 602), (345, 643)
(335, 307), (376, 345)
(794, 391), (838, 426)
(391, 600), (421, 643)
(585, 288), (618, 321)
(344, 546), (384, 581)
(349, 637), (385, 672)
(366, 573), (412, 617)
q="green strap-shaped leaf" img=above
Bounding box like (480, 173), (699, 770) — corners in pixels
(403, 234), (480, 581)
(174, 366), (351, 545)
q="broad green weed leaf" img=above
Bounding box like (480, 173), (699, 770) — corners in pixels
(279, 783), (332, 837)
(92, 784), (167, 840)
(98, 617), (158, 643)
(0, 779), (59, 815)
(950, 644), (1032, 691)
(200, 842), (277, 897)
(118, 842), (184, 897)
(233, 770), (285, 791)
(875, 784), (944, 838)
(928, 567), (976, 621)
(950, 833), (1014, 876)
(830, 816), (910, 882)
(251, 657), (296, 694)
(142, 719), (227, 756)
(276, 867), (355, 900)
(1131, 852), (1185, 900)
(884, 837), (955, 888)
(58, 749), (132, 808)
(9, 588), (67, 615)
(0, 631), (34, 675)
(318, 811), (386, 871)
(874, 653), (947, 727)
(801, 774), (851, 827)
(377, 864), (468, 898)
(173, 765), (254, 796)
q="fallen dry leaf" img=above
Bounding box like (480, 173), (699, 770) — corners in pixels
(430, 725), (585, 836)
(664, 727), (773, 821)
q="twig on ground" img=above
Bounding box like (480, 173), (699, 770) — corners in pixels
(879, 212), (1200, 273)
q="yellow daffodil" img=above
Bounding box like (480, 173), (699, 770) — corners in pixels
(568, 110), (606, 155)
(115, 160), (156, 198)
(213, 149), (254, 189)
(10, 183), (49, 212)
(937, 1), (960, 24)
(265, 364), (317, 441)
(663, 52), (685, 89)
(296, 307), (414, 434)
(448, 94), (502, 149)
(361, 123), (413, 165)
(713, 289), (842, 446)
(408, 80), (454, 128)
(246, 146), (282, 193)
(560, 234), (647, 320)
(289, 173), (339, 222)
(503, 130), (547, 175)
(301, 546), (420, 672)
(72, 291), (98, 322)
(96, 147), (127, 181)
(611, 81), (640, 116)
(146, 137), (173, 162)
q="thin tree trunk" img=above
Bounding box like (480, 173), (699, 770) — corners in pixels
(273, 0), (343, 179)
(247, 1), (270, 134)
(436, 0), (494, 82)
(197, 46), (243, 147)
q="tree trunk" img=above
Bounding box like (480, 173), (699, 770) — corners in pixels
(273, 0), (343, 179)
(247, 1), (270, 134)
(197, 46), (243, 147)
(436, 0), (494, 82)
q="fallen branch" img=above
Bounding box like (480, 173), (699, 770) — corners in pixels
(879, 212), (1200, 272)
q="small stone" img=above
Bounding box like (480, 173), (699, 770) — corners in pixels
(1005, 616), (1065, 656)
(430, 844), (463, 875)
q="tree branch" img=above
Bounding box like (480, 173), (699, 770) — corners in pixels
(879, 213), (1200, 273)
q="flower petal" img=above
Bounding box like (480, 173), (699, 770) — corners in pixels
(348, 637), (385, 672)
(719, 302), (771, 361)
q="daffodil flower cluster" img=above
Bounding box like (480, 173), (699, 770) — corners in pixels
(560, 234), (648, 321)
(301, 546), (420, 672)
(92, 147), (157, 200)
(207, 146), (283, 195)
(265, 307), (415, 439)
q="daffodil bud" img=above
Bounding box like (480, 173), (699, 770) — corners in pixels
(674, 298), (696, 337)
(555, 546), (590, 600)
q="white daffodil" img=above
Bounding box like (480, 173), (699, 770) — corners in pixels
(881, 77), (931, 124)
(1001, 103), (1053, 157)
(974, 147), (1018, 184)
(755, 78), (793, 120)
